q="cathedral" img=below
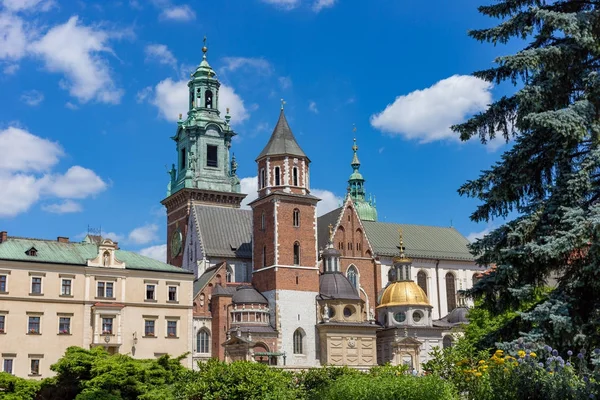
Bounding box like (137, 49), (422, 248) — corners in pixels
(161, 46), (481, 370)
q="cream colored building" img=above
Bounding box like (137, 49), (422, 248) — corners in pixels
(0, 232), (194, 379)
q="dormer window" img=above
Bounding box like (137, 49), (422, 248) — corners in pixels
(25, 247), (37, 257)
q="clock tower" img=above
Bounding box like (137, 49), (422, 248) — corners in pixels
(161, 41), (246, 267)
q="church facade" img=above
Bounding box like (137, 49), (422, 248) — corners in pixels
(162, 46), (481, 369)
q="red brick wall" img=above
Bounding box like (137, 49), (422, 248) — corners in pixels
(210, 294), (232, 360)
(257, 156), (309, 197)
(252, 200), (275, 271)
(276, 200), (317, 267)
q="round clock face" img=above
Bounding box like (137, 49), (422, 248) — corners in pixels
(170, 230), (182, 258)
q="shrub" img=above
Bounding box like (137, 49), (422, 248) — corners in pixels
(0, 372), (41, 400)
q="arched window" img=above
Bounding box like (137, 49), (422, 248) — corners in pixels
(443, 335), (453, 349)
(293, 167), (298, 186)
(275, 167), (281, 186)
(347, 265), (358, 289)
(205, 90), (213, 108)
(197, 329), (210, 353)
(293, 209), (300, 227)
(293, 328), (304, 354)
(260, 168), (266, 189)
(417, 270), (428, 296)
(226, 267), (232, 283)
(446, 272), (457, 312)
(263, 246), (267, 267)
(293, 242), (300, 265)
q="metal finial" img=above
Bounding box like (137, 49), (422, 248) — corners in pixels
(178, 113), (182, 120)
(281, 98), (286, 110)
(398, 228), (406, 258)
(328, 224), (333, 237)
(226, 107), (230, 114)
(202, 36), (208, 56)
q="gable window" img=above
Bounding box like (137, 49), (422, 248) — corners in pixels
(0, 275), (6, 292)
(28, 316), (40, 334)
(30, 359), (40, 376)
(145, 320), (155, 337)
(207, 145), (218, 167)
(25, 247), (37, 256)
(97, 282), (114, 298)
(274, 167), (281, 186)
(347, 266), (359, 289)
(293, 167), (298, 186)
(293, 242), (300, 265)
(205, 89), (213, 108)
(146, 285), (156, 301)
(197, 329), (210, 353)
(445, 272), (457, 312)
(31, 277), (42, 295)
(293, 209), (300, 227)
(417, 271), (428, 296)
(181, 148), (186, 170)
(167, 320), (177, 337)
(338, 242), (343, 250)
(59, 317), (71, 334)
(168, 286), (177, 302)
(61, 279), (72, 296)
(293, 328), (304, 354)
(102, 317), (113, 335)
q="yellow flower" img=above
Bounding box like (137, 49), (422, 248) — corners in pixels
(518, 350), (526, 358)
(530, 352), (536, 358)
(475, 372), (482, 377)
(513, 362), (518, 367)
(478, 360), (486, 365)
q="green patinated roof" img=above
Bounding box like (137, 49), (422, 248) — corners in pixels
(354, 200), (378, 222)
(0, 237), (191, 274)
(256, 110), (308, 160)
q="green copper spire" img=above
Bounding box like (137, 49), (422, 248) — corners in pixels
(166, 38), (241, 198)
(347, 131), (377, 222)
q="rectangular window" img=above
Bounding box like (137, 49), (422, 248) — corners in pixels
(28, 316), (40, 334)
(0, 315), (5, 333)
(30, 359), (40, 375)
(31, 277), (42, 294)
(0, 275), (6, 292)
(3, 359), (13, 374)
(61, 279), (72, 296)
(106, 282), (114, 298)
(181, 148), (186, 170)
(168, 286), (177, 302)
(206, 145), (218, 167)
(260, 168), (266, 189)
(146, 285), (155, 300)
(102, 318), (113, 335)
(97, 282), (114, 298)
(144, 320), (155, 336)
(274, 167), (280, 185)
(59, 317), (71, 334)
(167, 321), (177, 337)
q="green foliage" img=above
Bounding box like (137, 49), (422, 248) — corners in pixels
(0, 371), (41, 400)
(172, 359), (303, 400)
(317, 365), (458, 400)
(455, 0), (600, 349)
(296, 365), (360, 399)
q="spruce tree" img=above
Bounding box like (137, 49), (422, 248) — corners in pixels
(455, 0), (600, 349)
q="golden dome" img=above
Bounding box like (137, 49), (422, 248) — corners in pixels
(377, 281), (431, 308)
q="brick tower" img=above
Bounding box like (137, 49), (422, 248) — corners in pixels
(250, 105), (320, 367)
(161, 41), (245, 267)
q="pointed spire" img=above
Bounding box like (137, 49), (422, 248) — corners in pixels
(256, 107), (308, 160)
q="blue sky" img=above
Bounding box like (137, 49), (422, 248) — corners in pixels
(0, 0), (519, 261)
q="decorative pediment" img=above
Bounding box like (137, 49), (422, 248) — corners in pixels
(87, 239), (125, 269)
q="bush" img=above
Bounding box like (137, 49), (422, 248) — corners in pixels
(0, 372), (41, 400)
(296, 365), (360, 399)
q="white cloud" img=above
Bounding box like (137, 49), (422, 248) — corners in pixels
(42, 199), (82, 214)
(308, 100), (318, 114)
(136, 86), (152, 103)
(278, 76), (292, 90)
(159, 4), (195, 21)
(20, 89), (44, 106)
(30, 16), (124, 104)
(128, 223), (159, 245)
(102, 231), (124, 242)
(261, 0), (299, 10)
(312, 0), (336, 12)
(150, 78), (248, 123)
(65, 102), (78, 110)
(466, 226), (493, 242)
(220, 57), (272, 75)
(139, 244), (167, 262)
(370, 75), (493, 143)
(0, 172), (41, 217)
(41, 166), (107, 199)
(0, 12), (28, 61)
(0, 126), (63, 172)
(312, 188), (342, 216)
(2, 0), (54, 12)
(145, 43), (177, 69)
(239, 175), (340, 216)
(3, 63), (19, 74)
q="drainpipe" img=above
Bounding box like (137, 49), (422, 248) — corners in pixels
(435, 260), (441, 320)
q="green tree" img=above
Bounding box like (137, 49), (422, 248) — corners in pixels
(455, 0), (600, 350)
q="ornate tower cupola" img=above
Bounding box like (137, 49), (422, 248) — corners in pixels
(388, 229), (412, 282)
(347, 132), (377, 222)
(322, 224), (342, 273)
(161, 38), (246, 267)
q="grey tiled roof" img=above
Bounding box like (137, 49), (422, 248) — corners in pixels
(317, 209), (474, 262)
(232, 285), (268, 304)
(212, 285), (238, 296)
(194, 205), (252, 259)
(193, 263), (223, 296)
(256, 110), (307, 160)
